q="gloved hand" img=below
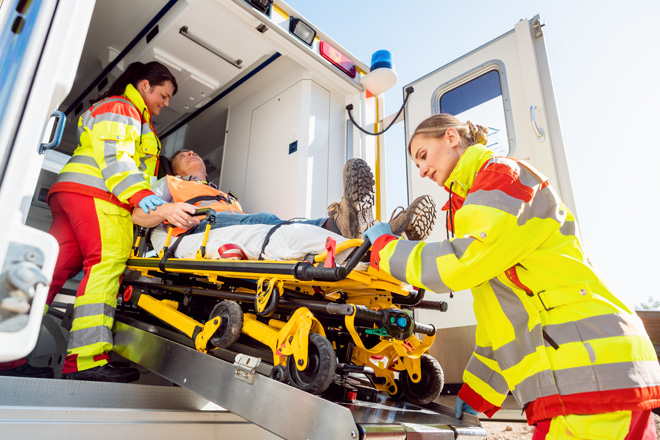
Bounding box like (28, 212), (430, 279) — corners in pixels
(455, 396), (478, 419)
(363, 222), (392, 244)
(138, 194), (167, 213)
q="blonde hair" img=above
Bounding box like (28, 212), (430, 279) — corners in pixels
(407, 114), (488, 155)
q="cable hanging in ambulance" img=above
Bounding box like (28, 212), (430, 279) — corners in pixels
(345, 86), (414, 136)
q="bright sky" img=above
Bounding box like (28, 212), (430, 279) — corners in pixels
(286, 0), (660, 309)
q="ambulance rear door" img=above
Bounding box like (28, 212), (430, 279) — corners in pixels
(404, 16), (572, 385)
(0, 0), (95, 361)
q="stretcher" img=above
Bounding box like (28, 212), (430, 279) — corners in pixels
(123, 209), (448, 405)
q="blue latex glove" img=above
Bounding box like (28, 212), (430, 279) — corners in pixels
(455, 396), (478, 419)
(363, 222), (392, 244)
(138, 194), (167, 213)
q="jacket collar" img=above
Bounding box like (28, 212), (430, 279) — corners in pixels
(123, 83), (151, 123)
(443, 144), (493, 198)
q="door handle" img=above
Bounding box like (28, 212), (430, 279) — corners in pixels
(530, 105), (545, 142)
(39, 110), (66, 154)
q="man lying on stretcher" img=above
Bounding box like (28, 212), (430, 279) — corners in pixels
(131, 149), (437, 243)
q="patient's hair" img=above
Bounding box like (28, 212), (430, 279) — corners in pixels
(407, 114), (488, 155)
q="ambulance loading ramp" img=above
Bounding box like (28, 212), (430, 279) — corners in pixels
(112, 318), (487, 439)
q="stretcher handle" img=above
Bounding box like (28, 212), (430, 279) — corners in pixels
(414, 300), (448, 312)
(192, 207), (216, 224)
(343, 238), (372, 274)
(353, 305), (436, 337)
(293, 262), (347, 281)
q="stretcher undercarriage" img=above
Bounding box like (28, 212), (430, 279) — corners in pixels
(109, 212), (489, 438)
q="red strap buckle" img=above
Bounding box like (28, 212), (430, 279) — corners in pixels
(324, 237), (336, 267)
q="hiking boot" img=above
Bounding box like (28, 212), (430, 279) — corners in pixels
(389, 195), (437, 241)
(327, 158), (375, 239)
(0, 362), (54, 379)
(63, 363), (140, 383)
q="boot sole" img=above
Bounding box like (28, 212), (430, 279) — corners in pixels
(343, 159), (375, 233)
(401, 195), (437, 241)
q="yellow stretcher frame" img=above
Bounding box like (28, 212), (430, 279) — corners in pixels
(125, 216), (439, 399)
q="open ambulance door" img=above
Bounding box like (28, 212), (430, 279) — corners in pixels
(0, 0), (95, 361)
(404, 15), (574, 387)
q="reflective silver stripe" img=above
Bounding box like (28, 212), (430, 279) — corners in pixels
(57, 172), (108, 192)
(103, 140), (119, 166)
(495, 323), (544, 371)
(483, 157), (543, 190)
(67, 155), (98, 167)
(68, 325), (113, 349)
(101, 161), (135, 180)
(489, 279), (544, 371)
(389, 240), (419, 282)
(112, 173), (147, 196)
(464, 186), (562, 226)
(465, 353), (509, 395)
(419, 243), (452, 293)
(93, 112), (140, 129)
(559, 220), (576, 236)
(138, 154), (149, 172)
(464, 189), (524, 217)
(449, 236), (475, 260)
(141, 122), (153, 135)
(512, 368), (558, 404)
(513, 360), (660, 405)
(475, 344), (495, 360)
(542, 313), (644, 346)
(72, 303), (116, 320)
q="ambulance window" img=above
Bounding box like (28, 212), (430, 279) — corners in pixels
(438, 69), (510, 156)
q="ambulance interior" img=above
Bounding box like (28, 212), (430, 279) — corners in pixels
(26, 0), (367, 235)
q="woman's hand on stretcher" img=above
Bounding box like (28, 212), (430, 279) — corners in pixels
(132, 202), (201, 229)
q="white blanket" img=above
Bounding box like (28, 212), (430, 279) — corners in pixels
(150, 223), (354, 262)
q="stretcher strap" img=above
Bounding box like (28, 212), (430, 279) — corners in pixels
(159, 227), (196, 272)
(258, 221), (293, 260)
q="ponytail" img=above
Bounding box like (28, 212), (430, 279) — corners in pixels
(93, 61), (178, 104)
(407, 114), (489, 155)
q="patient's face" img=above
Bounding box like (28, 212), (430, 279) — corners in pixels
(172, 150), (206, 177)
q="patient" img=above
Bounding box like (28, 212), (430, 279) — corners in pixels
(132, 149), (437, 241)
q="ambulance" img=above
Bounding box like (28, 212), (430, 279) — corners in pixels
(0, 0), (572, 438)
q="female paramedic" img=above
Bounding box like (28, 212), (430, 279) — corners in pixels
(363, 114), (660, 439)
(45, 61), (179, 382)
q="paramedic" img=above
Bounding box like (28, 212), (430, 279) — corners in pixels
(363, 114), (660, 439)
(46, 61), (178, 382)
(131, 149), (437, 243)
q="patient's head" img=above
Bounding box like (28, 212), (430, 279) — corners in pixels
(171, 149), (207, 180)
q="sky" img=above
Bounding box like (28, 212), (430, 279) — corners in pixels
(285, 0), (660, 309)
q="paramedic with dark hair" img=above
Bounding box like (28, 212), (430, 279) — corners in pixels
(131, 149), (437, 244)
(45, 61), (178, 382)
(363, 113), (660, 439)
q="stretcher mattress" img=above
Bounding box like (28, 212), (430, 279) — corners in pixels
(150, 224), (354, 262)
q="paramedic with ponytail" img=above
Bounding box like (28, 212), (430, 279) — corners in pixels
(45, 61), (178, 382)
(363, 114), (660, 439)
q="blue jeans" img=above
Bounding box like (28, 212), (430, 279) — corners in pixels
(191, 211), (327, 234)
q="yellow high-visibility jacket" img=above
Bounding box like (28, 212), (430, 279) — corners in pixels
(373, 144), (660, 424)
(50, 84), (159, 210)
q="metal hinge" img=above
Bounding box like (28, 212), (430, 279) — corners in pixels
(532, 17), (545, 38)
(234, 353), (261, 384)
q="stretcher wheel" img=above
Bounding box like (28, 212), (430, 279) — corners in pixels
(209, 301), (243, 349)
(287, 333), (336, 394)
(399, 354), (444, 405)
(269, 365), (289, 383)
